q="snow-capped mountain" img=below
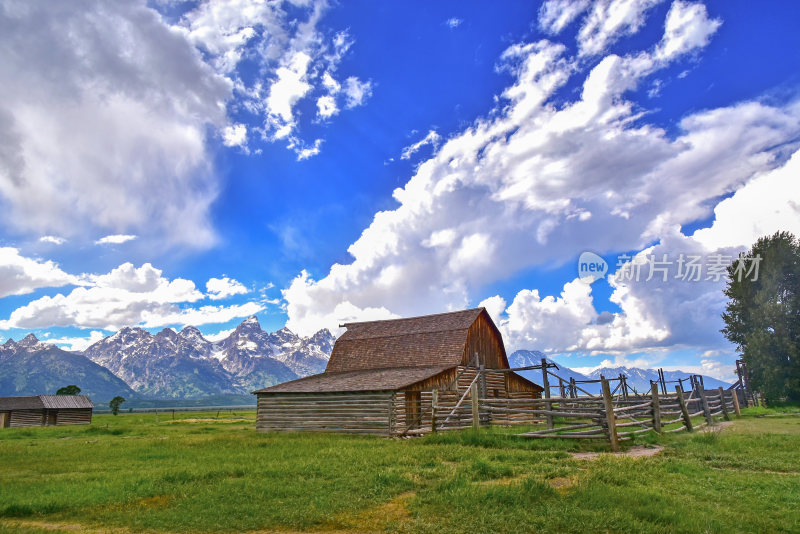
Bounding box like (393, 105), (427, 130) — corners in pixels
(0, 335), (135, 401)
(587, 366), (731, 392)
(82, 316), (334, 399)
(509, 350), (731, 394)
(508, 350), (594, 390)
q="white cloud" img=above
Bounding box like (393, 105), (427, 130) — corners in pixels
(317, 95), (339, 119)
(222, 123), (248, 147)
(48, 330), (106, 352)
(39, 236), (66, 245)
(95, 234), (137, 245)
(343, 77), (373, 108)
(205, 327), (235, 343)
(446, 17), (463, 29)
(538, 0), (591, 34)
(0, 247), (77, 298)
(282, 4), (800, 349)
(292, 138), (323, 161)
(0, 262), (263, 331)
(180, 0), (372, 158)
(0, 2), (229, 248)
(578, 0), (665, 56)
(401, 130), (441, 160)
(206, 276), (249, 300)
(0, 0), (373, 245)
(655, 1), (721, 62)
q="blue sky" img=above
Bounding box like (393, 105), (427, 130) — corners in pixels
(1, 0), (799, 381)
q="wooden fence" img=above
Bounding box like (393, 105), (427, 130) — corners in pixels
(429, 378), (742, 451)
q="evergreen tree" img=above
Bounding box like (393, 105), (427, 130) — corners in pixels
(722, 232), (800, 402)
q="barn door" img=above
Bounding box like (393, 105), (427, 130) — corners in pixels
(0, 412), (7, 428)
(46, 411), (57, 426)
(405, 391), (421, 429)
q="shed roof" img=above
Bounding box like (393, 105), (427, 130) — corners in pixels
(326, 308), (486, 373)
(40, 395), (94, 409)
(0, 396), (43, 410)
(254, 365), (452, 394)
(0, 395), (93, 410)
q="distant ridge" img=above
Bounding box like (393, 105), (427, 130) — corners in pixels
(508, 349), (731, 394)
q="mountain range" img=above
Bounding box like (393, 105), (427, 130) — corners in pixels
(508, 349), (731, 395)
(1, 316), (334, 401)
(0, 325), (730, 402)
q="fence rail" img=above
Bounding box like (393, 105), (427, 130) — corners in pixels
(420, 375), (743, 450)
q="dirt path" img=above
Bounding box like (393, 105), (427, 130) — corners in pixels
(571, 445), (664, 461)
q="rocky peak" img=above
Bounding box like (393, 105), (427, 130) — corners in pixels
(180, 325), (205, 340)
(18, 333), (40, 348)
(239, 315), (260, 328)
(155, 328), (178, 341)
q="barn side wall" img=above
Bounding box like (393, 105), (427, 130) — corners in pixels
(55, 409), (93, 425)
(256, 391), (394, 435)
(9, 410), (44, 427)
(462, 313), (507, 368)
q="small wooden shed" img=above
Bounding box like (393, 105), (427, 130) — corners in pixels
(254, 308), (542, 435)
(0, 395), (94, 428)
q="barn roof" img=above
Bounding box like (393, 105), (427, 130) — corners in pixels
(253, 365), (452, 394)
(0, 395), (93, 410)
(325, 308), (487, 373)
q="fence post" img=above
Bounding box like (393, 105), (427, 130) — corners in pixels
(700, 387), (713, 426)
(601, 378), (620, 452)
(675, 385), (693, 432)
(541, 358), (553, 430)
(650, 382), (662, 433)
(471, 382), (480, 430)
(731, 388), (741, 416)
(718, 387), (731, 421)
(431, 389), (438, 432)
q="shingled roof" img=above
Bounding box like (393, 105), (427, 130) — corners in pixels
(0, 395), (93, 410)
(254, 365), (452, 394)
(325, 308), (486, 373)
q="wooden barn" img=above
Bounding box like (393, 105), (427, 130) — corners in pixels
(0, 395), (94, 428)
(253, 308), (542, 435)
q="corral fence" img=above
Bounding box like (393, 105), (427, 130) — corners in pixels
(421, 359), (746, 451)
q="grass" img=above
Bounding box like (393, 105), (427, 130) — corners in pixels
(0, 407), (798, 533)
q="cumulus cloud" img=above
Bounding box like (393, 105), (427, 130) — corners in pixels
(95, 235), (137, 245)
(222, 124), (248, 148)
(0, 247), (77, 298)
(0, 262), (261, 331)
(206, 276), (249, 300)
(445, 17), (463, 29)
(0, 1), (229, 249)
(0, 0), (372, 246)
(655, 1), (721, 61)
(492, 148), (800, 359)
(282, 2), (800, 347)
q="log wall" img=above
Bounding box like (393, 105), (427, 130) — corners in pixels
(54, 409), (92, 425)
(256, 392), (395, 435)
(9, 410), (44, 427)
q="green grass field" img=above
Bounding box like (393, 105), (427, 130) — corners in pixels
(1, 408), (798, 533)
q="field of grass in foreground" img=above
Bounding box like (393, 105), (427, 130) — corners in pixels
(0, 408), (798, 533)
